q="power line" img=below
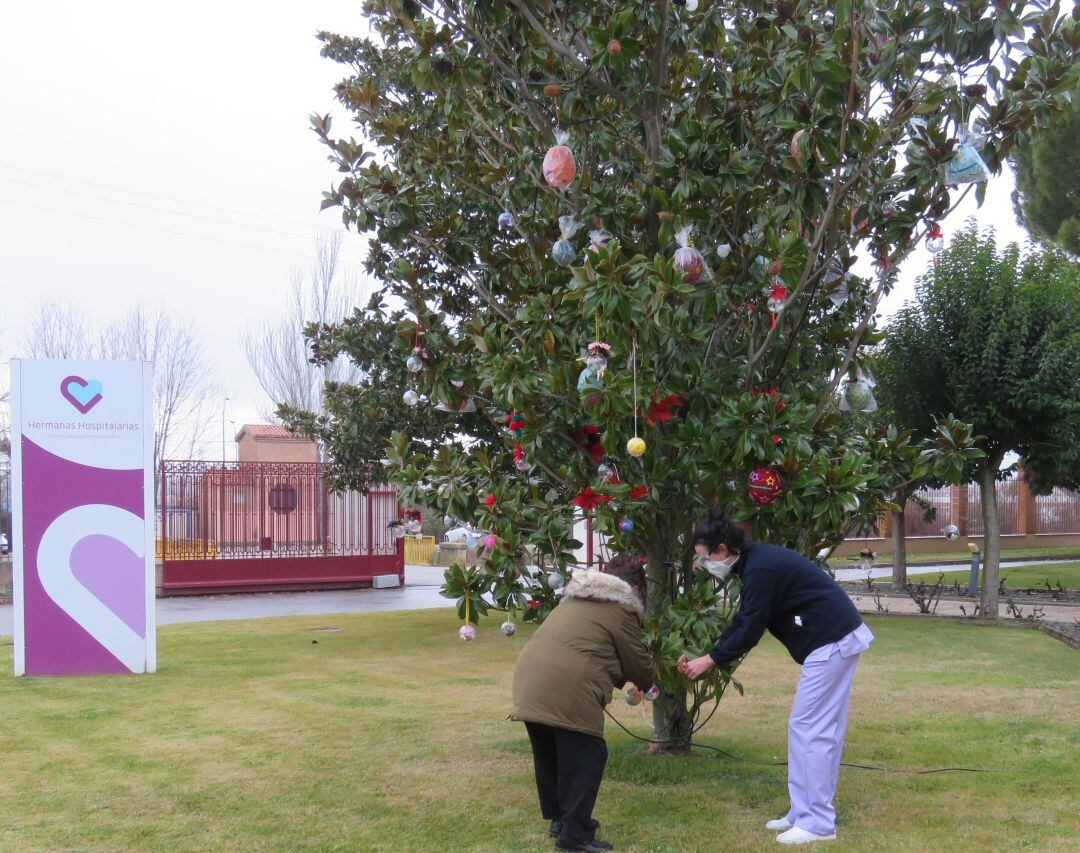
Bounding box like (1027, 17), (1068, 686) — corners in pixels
(0, 164), (342, 231)
(0, 174), (366, 247)
(0, 197), (366, 268)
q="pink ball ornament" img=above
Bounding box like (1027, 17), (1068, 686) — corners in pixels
(624, 687), (643, 706)
(483, 534), (497, 550)
(644, 685), (660, 702)
(459, 625), (477, 641)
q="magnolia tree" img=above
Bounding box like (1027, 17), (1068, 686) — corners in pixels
(290, 0), (1077, 747)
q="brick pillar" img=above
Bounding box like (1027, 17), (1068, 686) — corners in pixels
(950, 484), (969, 536)
(1017, 468), (1037, 535)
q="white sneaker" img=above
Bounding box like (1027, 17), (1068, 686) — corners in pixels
(766, 818), (793, 831)
(776, 827), (836, 845)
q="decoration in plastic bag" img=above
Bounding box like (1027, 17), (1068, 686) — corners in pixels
(624, 687), (643, 706)
(597, 459), (617, 482)
(644, 685), (660, 701)
(403, 389), (419, 407)
(823, 261), (851, 308)
(542, 128), (576, 189)
(943, 133), (990, 186)
(552, 214), (582, 266)
(387, 520), (407, 540)
(497, 210), (515, 230)
(513, 444), (530, 472)
(500, 621), (517, 637)
(925, 223), (944, 268)
(588, 220), (612, 253)
(547, 572), (565, 590)
(585, 341), (610, 376)
(672, 225), (709, 283)
(716, 242), (732, 259)
(459, 624), (477, 641)
(944, 524), (961, 540)
(840, 378), (877, 412)
(747, 467), (782, 505)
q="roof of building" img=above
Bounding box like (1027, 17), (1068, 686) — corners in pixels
(235, 424), (307, 441)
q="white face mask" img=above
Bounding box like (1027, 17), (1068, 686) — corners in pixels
(702, 555), (737, 581)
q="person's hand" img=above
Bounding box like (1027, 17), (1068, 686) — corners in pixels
(681, 654), (715, 680)
(677, 653), (690, 673)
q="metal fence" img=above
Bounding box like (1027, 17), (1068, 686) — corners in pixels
(966, 480), (1020, 536)
(158, 460), (403, 594)
(903, 485), (954, 537)
(1035, 488), (1080, 534)
(0, 456), (10, 557)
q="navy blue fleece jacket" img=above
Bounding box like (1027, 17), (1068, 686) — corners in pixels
(709, 543), (863, 667)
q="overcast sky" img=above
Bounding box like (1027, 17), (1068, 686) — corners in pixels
(0, 1), (1030, 457)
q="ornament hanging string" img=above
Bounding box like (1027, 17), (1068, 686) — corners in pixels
(631, 335), (639, 440)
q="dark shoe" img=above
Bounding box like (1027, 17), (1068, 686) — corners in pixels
(549, 821), (562, 838)
(554, 840), (613, 852)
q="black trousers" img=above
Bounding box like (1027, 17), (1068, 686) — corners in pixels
(524, 721), (608, 845)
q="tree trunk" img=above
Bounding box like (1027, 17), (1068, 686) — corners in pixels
(644, 542), (692, 752)
(891, 498), (907, 586)
(649, 687), (693, 753)
(978, 460), (1003, 619)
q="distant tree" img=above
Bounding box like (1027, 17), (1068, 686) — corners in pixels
(20, 297), (92, 359)
(244, 233), (367, 418)
(877, 224), (1080, 617)
(97, 305), (220, 463)
(1012, 89), (1080, 256)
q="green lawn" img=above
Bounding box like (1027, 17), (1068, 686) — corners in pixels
(928, 561), (1080, 590)
(1, 611), (1078, 851)
(833, 544), (1080, 567)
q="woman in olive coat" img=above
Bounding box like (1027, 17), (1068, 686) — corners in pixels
(511, 558), (655, 853)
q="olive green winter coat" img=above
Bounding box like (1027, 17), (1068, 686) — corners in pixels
(511, 570), (656, 738)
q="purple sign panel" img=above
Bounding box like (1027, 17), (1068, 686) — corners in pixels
(11, 359), (155, 676)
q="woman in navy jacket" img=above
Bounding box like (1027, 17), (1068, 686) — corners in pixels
(679, 507), (874, 846)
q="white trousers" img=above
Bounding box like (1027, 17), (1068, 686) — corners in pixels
(783, 647), (862, 836)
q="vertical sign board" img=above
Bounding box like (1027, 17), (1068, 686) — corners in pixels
(10, 359), (155, 676)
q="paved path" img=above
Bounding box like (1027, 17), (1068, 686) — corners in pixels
(832, 557), (1070, 582)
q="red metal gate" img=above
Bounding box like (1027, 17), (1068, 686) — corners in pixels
(158, 460), (403, 595)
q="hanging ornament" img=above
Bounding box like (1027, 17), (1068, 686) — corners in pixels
(597, 459), (617, 482)
(625, 337), (646, 457)
(747, 467), (783, 506)
(644, 684), (660, 702)
(387, 520), (407, 540)
(405, 519), (422, 536)
(542, 128), (576, 189)
(547, 572), (565, 590)
(618, 518), (634, 534)
(882, 200), (897, 219)
(627, 437), (646, 457)
(944, 524), (961, 540)
(459, 624), (476, 641)
(767, 281), (788, 328)
(500, 620), (517, 637)
(403, 389), (420, 407)
(482, 534), (497, 550)
(943, 127), (990, 186)
(823, 261), (851, 308)
(406, 352), (423, 373)
(839, 378), (878, 413)
(552, 214), (582, 266)
(497, 210), (515, 230)
(588, 220), (612, 253)
(716, 242), (732, 259)
(672, 225), (709, 283)
(624, 687), (643, 706)
(926, 223), (945, 258)
(505, 411), (526, 435)
(513, 444), (530, 472)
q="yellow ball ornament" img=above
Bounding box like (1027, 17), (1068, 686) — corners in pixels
(626, 437), (646, 457)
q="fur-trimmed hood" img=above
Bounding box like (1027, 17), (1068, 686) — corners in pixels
(562, 569), (644, 617)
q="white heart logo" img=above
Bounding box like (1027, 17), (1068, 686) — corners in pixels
(36, 504), (148, 673)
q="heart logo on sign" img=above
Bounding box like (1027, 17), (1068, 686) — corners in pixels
(60, 375), (104, 414)
(37, 504), (148, 673)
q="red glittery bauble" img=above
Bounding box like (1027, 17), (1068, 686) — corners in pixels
(747, 467), (782, 505)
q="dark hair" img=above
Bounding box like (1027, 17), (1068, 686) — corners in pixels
(602, 554), (647, 608)
(692, 506), (750, 555)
